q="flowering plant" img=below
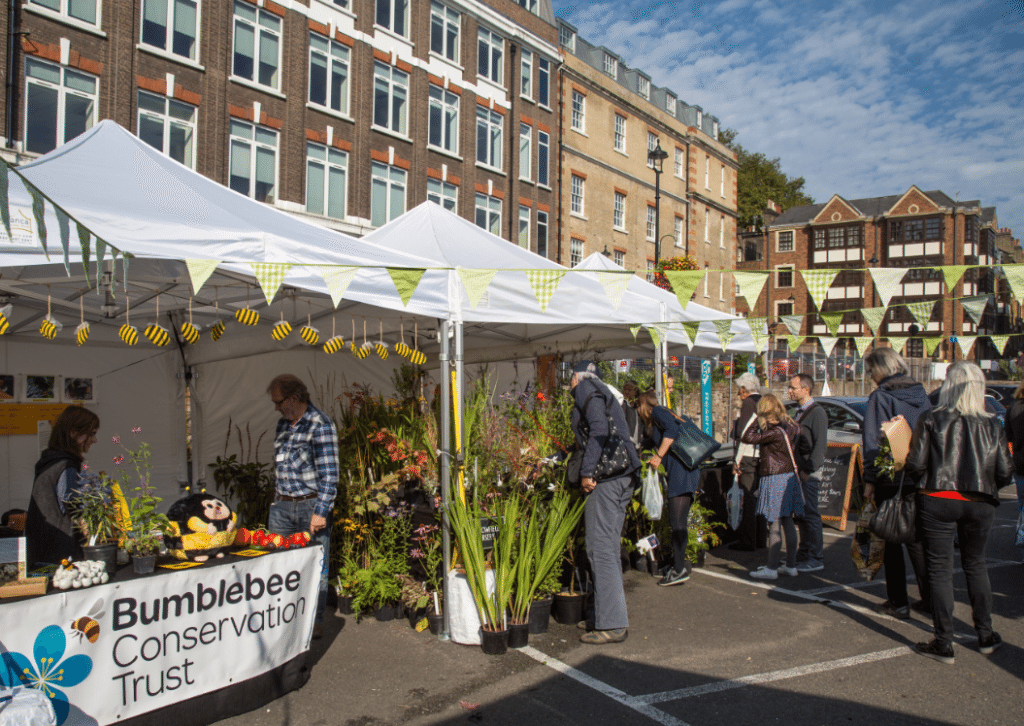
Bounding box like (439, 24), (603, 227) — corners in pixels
(411, 521), (444, 597)
(108, 430), (171, 555)
(66, 471), (119, 545)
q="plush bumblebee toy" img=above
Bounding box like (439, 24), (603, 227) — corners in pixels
(165, 491), (238, 562)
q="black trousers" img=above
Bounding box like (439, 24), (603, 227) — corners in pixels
(875, 484), (929, 607)
(736, 458), (767, 549)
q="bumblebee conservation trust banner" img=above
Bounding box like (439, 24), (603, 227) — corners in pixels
(0, 547), (320, 726)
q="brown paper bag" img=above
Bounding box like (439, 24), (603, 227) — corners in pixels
(881, 417), (912, 471)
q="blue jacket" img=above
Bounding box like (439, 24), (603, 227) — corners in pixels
(863, 374), (932, 486)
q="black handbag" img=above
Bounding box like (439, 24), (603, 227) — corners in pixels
(666, 414), (722, 470)
(567, 390), (634, 485)
(868, 472), (916, 544)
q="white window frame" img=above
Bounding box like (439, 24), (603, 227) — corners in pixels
(478, 28), (503, 84)
(475, 106), (503, 169)
(638, 76), (650, 99)
(428, 84), (459, 154)
(603, 52), (617, 77)
(232, 0), (281, 91)
(136, 89), (197, 169)
(370, 161), (407, 227)
(427, 178), (458, 212)
(519, 123), (532, 180)
(474, 192), (501, 235)
(614, 249), (625, 267)
(570, 238), (584, 267)
(613, 113), (626, 152)
(228, 118), (278, 203)
(558, 25), (575, 52)
(537, 57), (550, 108)
(674, 216), (683, 247)
(429, 0), (460, 62)
(520, 48), (532, 99)
(518, 205), (531, 249)
(27, 0), (100, 28)
(308, 32), (350, 115)
(720, 165), (726, 198)
(571, 90), (585, 132)
(674, 146), (683, 177)
(705, 155), (710, 189)
(373, 61), (409, 136)
(647, 132), (656, 167)
(537, 130), (549, 186)
(665, 94), (675, 113)
(570, 174), (585, 216)
(24, 57), (98, 155)
(703, 264), (710, 297)
(647, 260), (655, 283)
(720, 215), (725, 248)
(141, 0), (199, 61)
(613, 192), (626, 230)
(305, 141), (348, 220)
(696, 109), (703, 127)
(537, 210), (548, 258)
(719, 271), (724, 301)
(704, 208), (710, 243)
(646, 205), (656, 241)
(376, 0), (409, 38)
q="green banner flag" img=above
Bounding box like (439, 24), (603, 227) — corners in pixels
(746, 316), (769, 353)
(594, 270), (631, 310)
(630, 324), (642, 340)
(923, 336), (943, 357)
(1002, 265), (1024, 303)
(905, 300), (936, 328)
(786, 334), (805, 352)
(388, 268), (427, 307)
(27, 184), (48, 259)
(860, 307), (886, 336)
(318, 266), (359, 308)
(186, 259), (220, 295)
(956, 336), (977, 358)
(713, 319), (734, 352)
(886, 337), (908, 354)
(940, 265), (970, 293)
(818, 336), (839, 358)
(800, 269), (839, 312)
(457, 268), (498, 309)
(853, 337), (872, 357)
(820, 311), (843, 336)
(76, 223), (91, 287)
(959, 295), (990, 326)
(780, 314), (803, 338)
(524, 269), (566, 312)
(0, 158), (10, 241)
(664, 270), (705, 310)
(55, 206), (71, 277)
(869, 267), (907, 309)
(734, 271), (769, 307)
(989, 335), (1010, 355)
(251, 263), (292, 305)
(683, 321), (701, 347)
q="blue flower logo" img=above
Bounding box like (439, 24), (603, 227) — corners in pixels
(0, 625), (92, 725)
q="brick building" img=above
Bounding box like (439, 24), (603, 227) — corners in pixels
(736, 186), (1009, 362)
(555, 20), (738, 314)
(1, 0), (559, 251)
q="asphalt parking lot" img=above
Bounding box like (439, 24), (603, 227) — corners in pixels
(217, 490), (1024, 726)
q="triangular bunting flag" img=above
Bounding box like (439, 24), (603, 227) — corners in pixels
(820, 311), (843, 337)
(27, 184), (47, 258)
(746, 317), (769, 353)
(646, 324), (665, 347)
(886, 337), (908, 354)
(683, 321), (701, 347)
(664, 270), (705, 309)
(1003, 266), (1024, 304)
(786, 335), (805, 352)
(186, 259), (220, 295)
(800, 269), (839, 312)
(780, 314), (803, 338)
(922, 337), (943, 357)
(905, 300), (936, 328)
(713, 319), (734, 351)
(251, 263), (292, 305)
(818, 336), (839, 358)
(860, 307), (886, 336)
(629, 324), (642, 340)
(457, 268), (499, 309)
(940, 265), (970, 293)
(956, 336), (977, 358)
(56, 207), (71, 277)
(733, 271), (769, 307)
(989, 335), (1010, 355)
(853, 337), (872, 357)
(959, 295), (990, 327)
(868, 268), (907, 309)
(318, 266), (359, 308)
(77, 223), (92, 287)
(0, 159), (10, 241)
(524, 269), (566, 312)
(388, 268), (427, 307)
(594, 270), (631, 310)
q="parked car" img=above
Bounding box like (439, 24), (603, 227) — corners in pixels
(984, 383), (1019, 408)
(784, 396), (868, 445)
(927, 388), (1007, 423)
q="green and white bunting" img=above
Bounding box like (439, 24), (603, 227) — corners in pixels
(940, 265), (970, 293)
(959, 295), (990, 326)
(630, 324), (642, 340)
(818, 336), (839, 358)
(664, 270), (705, 310)
(868, 267), (907, 309)
(683, 321), (701, 347)
(1004, 266), (1024, 304)
(0, 159), (10, 241)
(886, 337), (908, 354)
(713, 319), (734, 351)
(801, 269), (839, 312)
(786, 334), (805, 352)
(27, 185), (47, 258)
(55, 206), (71, 277)
(388, 268), (427, 307)
(251, 263), (292, 305)
(989, 335), (1010, 355)
(860, 307), (886, 336)
(647, 323), (670, 347)
(594, 270), (631, 310)
(923, 337), (943, 357)
(186, 259), (220, 295)
(905, 300), (936, 328)
(77, 223), (91, 287)
(524, 269), (565, 312)
(956, 336), (977, 357)
(734, 271), (769, 307)
(318, 266), (359, 308)
(853, 337), (872, 356)
(820, 311), (843, 336)
(457, 268), (498, 309)
(780, 314), (803, 338)
(746, 316), (769, 353)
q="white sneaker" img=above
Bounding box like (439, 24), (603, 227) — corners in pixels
(777, 565), (799, 577)
(750, 566), (778, 580)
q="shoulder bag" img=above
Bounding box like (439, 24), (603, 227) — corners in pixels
(567, 390), (634, 485)
(868, 471), (916, 544)
(663, 409), (721, 470)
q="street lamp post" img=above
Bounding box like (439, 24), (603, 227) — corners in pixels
(648, 140), (669, 267)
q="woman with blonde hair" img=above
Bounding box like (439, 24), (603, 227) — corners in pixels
(740, 394), (804, 580)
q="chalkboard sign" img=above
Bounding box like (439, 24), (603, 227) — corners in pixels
(818, 442), (861, 530)
(480, 517), (499, 551)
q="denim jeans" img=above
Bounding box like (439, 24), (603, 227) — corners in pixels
(917, 494), (996, 647)
(585, 473), (636, 630)
(268, 497), (332, 623)
(795, 473), (823, 566)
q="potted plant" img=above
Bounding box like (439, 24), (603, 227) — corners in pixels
(349, 558), (402, 620)
(397, 574), (430, 627)
(687, 498), (723, 567)
(411, 521), (445, 633)
(106, 435), (172, 574)
(67, 474), (120, 575)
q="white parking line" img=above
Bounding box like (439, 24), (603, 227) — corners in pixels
(802, 558), (1021, 596)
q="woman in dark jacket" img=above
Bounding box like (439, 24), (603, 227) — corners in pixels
(26, 406), (100, 564)
(1003, 380), (1024, 562)
(862, 347), (932, 619)
(904, 362), (1013, 664)
(741, 394), (804, 580)
(637, 389), (700, 587)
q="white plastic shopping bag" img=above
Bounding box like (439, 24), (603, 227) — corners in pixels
(642, 467), (663, 520)
(726, 480), (744, 531)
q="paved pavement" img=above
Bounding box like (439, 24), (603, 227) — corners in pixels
(217, 491), (1024, 726)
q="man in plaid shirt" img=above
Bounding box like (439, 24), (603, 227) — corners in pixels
(267, 374), (339, 639)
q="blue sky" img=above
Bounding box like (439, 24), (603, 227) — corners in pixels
(551, 0), (1024, 240)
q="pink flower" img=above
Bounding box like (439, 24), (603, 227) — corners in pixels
(113, 455), (124, 464)
(81, 463), (89, 471)
(111, 435), (121, 444)
(410, 548), (424, 559)
(131, 426), (141, 434)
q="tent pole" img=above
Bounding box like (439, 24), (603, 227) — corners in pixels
(654, 334), (664, 406)
(438, 318), (451, 641)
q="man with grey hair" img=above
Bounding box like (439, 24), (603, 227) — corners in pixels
(730, 372), (765, 551)
(788, 373), (827, 572)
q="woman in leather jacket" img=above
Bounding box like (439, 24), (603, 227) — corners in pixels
(903, 362), (1013, 664)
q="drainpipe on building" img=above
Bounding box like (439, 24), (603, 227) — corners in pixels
(684, 141), (690, 257)
(556, 65), (564, 265)
(951, 204), (958, 362)
(507, 44), (517, 246)
(5, 0), (22, 148)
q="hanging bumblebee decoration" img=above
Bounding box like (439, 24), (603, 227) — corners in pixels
(375, 320), (388, 359)
(235, 285), (259, 326)
(119, 295), (138, 345)
(180, 296), (200, 344)
(143, 294), (171, 346)
(40, 288), (61, 339)
(394, 319), (411, 358)
(0, 303), (13, 336)
(299, 302), (319, 345)
(272, 299), (291, 341)
(75, 296), (90, 346)
(408, 320), (426, 366)
(209, 288), (225, 341)
(323, 316), (344, 354)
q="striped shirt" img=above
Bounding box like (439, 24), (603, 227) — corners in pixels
(274, 404), (339, 518)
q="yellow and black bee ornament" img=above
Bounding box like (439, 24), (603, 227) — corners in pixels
(180, 321), (200, 344)
(75, 322), (90, 346)
(210, 320), (225, 341)
(0, 304), (11, 335)
(272, 320), (291, 341)
(120, 323), (139, 345)
(235, 308), (259, 326)
(299, 324), (319, 345)
(145, 323), (171, 346)
(40, 316), (60, 339)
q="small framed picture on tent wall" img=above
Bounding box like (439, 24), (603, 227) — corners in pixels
(63, 376), (97, 404)
(0, 374), (18, 402)
(23, 374), (58, 403)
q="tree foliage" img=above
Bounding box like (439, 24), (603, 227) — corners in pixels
(720, 129), (814, 230)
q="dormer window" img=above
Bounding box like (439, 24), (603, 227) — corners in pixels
(638, 76), (649, 99)
(666, 95), (675, 113)
(603, 52), (617, 77)
(559, 25), (575, 51)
